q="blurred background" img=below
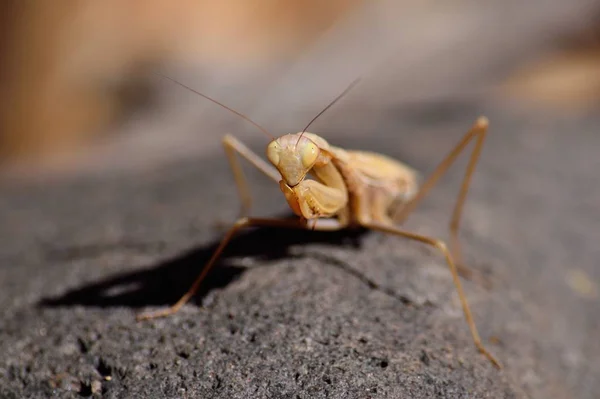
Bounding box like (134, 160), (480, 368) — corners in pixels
(1, 0), (600, 181)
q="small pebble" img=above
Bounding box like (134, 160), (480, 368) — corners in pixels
(566, 269), (598, 299)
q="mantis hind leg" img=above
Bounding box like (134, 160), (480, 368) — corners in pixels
(391, 117), (489, 284)
(222, 134), (281, 215)
(212, 135), (282, 230)
(362, 221), (501, 369)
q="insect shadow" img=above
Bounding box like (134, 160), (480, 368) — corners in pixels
(38, 213), (368, 311)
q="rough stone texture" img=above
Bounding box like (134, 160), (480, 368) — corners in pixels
(1, 99), (599, 398)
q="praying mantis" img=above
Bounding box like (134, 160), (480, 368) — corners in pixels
(136, 75), (502, 369)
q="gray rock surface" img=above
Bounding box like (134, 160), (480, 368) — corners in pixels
(1, 99), (599, 398)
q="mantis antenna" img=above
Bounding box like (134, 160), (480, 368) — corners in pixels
(154, 72), (274, 139)
(296, 77), (362, 146)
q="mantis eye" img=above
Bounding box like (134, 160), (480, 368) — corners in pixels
(266, 141), (280, 166)
(301, 142), (319, 168)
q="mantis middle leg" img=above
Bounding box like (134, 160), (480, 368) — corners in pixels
(136, 216), (346, 321)
(363, 220), (501, 369)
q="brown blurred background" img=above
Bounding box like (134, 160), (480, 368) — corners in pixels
(1, 0), (600, 179)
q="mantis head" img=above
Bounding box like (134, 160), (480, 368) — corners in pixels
(266, 133), (325, 187)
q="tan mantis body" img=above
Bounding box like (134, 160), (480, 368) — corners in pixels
(269, 132), (420, 226)
(137, 77), (501, 368)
